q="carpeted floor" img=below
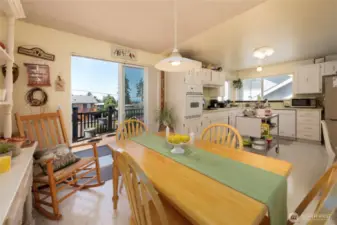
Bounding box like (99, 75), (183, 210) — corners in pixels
(74, 145), (114, 182)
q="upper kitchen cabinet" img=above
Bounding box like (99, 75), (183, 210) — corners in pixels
(183, 69), (226, 86)
(202, 69), (212, 83)
(211, 71), (226, 85)
(184, 69), (201, 85)
(322, 61), (337, 76)
(295, 64), (322, 94)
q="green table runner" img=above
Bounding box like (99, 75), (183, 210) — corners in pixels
(131, 134), (287, 225)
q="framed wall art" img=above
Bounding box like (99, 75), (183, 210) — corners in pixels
(112, 46), (137, 61)
(24, 63), (51, 87)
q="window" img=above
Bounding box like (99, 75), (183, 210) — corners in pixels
(237, 78), (262, 100)
(263, 75), (293, 100)
(236, 74), (293, 101)
(224, 81), (230, 101)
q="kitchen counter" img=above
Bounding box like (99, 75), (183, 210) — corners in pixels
(272, 107), (323, 111)
(203, 107), (241, 114)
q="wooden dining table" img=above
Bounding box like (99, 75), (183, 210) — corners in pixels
(109, 133), (292, 225)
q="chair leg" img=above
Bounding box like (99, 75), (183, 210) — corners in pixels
(33, 161), (62, 220)
(81, 144), (105, 189)
(119, 180), (124, 194)
(47, 161), (62, 220)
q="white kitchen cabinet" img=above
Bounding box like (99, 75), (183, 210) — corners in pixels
(296, 110), (321, 141)
(296, 64), (322, 94)
(211, 71), (226, 86)
(228, 109), (241, 128)
(182, 117), (202, 136)
(271, 110), (296, 138)
(200, 69), (211, 83)
(322, 61), (337, 76)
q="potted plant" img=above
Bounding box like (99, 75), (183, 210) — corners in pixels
(0, 143), (15, 158)
(155, 105), (176, 132)
(232, 79), (242, 89)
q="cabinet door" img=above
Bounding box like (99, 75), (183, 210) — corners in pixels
(184, 70), (194, 84)
(296, 64), (321, 93)
(211, 71), (220, 83)
(193, 69), (202, 85)
(323, 61), (337, 76)
(279, 114), (296, 137)
(202, 69), (211, 83)
(271, 110), (296, 138)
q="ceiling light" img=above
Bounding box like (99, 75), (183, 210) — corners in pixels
(257, 66), (263, 72)
(253, 47), (274, 59)
(155, 0), (201, 72)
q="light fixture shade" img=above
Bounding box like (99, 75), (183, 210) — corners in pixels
(253, 47), (274, 59)
(155, 50), (201, 72)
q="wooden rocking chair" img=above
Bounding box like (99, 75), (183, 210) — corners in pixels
(15, 109), (105, 220)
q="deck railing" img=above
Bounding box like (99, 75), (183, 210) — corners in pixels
(72, 106), (144, 142)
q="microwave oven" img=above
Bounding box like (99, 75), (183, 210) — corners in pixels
(290, 98), (317, 108)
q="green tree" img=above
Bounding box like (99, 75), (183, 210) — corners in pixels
(87, 92), (93, 96)
(136, 78), (144, 102)
(125, 76), (132, 104)
(103, 94), (117, 110)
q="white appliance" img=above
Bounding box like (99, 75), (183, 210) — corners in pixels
(291, 98), (317, 108)
(185, 92), (203, 119)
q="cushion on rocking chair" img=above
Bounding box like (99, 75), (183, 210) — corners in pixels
(34, 144), (80, 175)
(34, 157), (96, 182)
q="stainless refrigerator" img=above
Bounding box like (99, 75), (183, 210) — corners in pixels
(324, 75), (337, 150)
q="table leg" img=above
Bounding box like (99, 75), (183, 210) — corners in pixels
(112, 151), (119, 213)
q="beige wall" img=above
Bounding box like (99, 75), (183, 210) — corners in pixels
(0, 17), (162, 141)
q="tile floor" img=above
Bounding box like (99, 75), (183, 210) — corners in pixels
(34, 140), (330, 225)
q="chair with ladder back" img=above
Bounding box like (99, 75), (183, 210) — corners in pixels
(15, 109), (105, 220)
(260, 162), (337, 225)
(116, 149), (192, 225)
(201, 123), (243, 150)
(114, 119), (148, 193)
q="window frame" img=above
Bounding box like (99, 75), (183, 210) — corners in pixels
(235, 74), (293, 101)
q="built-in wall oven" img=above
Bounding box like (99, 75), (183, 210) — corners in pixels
(185, 90), (203, 119)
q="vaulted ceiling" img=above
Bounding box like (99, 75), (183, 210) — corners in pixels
(21, 0), (337, 71)
(179, 0), (337, 70)
(21, 0), (266, 54)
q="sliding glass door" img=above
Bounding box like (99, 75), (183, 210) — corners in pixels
(118, 65), (145, 124)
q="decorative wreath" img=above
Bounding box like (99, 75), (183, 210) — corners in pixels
(2, 63), (19, 83)
(25, 87), (48, 107)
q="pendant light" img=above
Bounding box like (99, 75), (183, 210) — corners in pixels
(155, 0), (201, 72)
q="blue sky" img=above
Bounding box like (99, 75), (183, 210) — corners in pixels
(71, 56), (143, 102)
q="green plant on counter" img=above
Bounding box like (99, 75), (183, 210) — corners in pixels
(233, 79), (243, 89)
(0, 143), (14, 154)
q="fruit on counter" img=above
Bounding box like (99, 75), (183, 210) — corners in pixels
(167, 134), (190, 144)
(181, 135), (190, 143)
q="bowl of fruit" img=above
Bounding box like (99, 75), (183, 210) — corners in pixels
(167, 134), (190, 154)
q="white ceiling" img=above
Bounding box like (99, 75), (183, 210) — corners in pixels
(20, 0), (337, 71)
(21, 0), (266, 54)
(179, 0), (337, 70)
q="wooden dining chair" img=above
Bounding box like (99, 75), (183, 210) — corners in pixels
(201, 123), (243, 149)
(15, 109), (104, 220)
(115, 119), (148, 193)
(116, 119), (148, 144)
(115, 149), (192, 225)
(260, 162), (337, 225)
(321, 121), (336, 171)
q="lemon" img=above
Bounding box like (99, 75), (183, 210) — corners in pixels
(172, 135), (181, 144)
(167, 135), (175, 143)
(181, 135), (190, 143)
